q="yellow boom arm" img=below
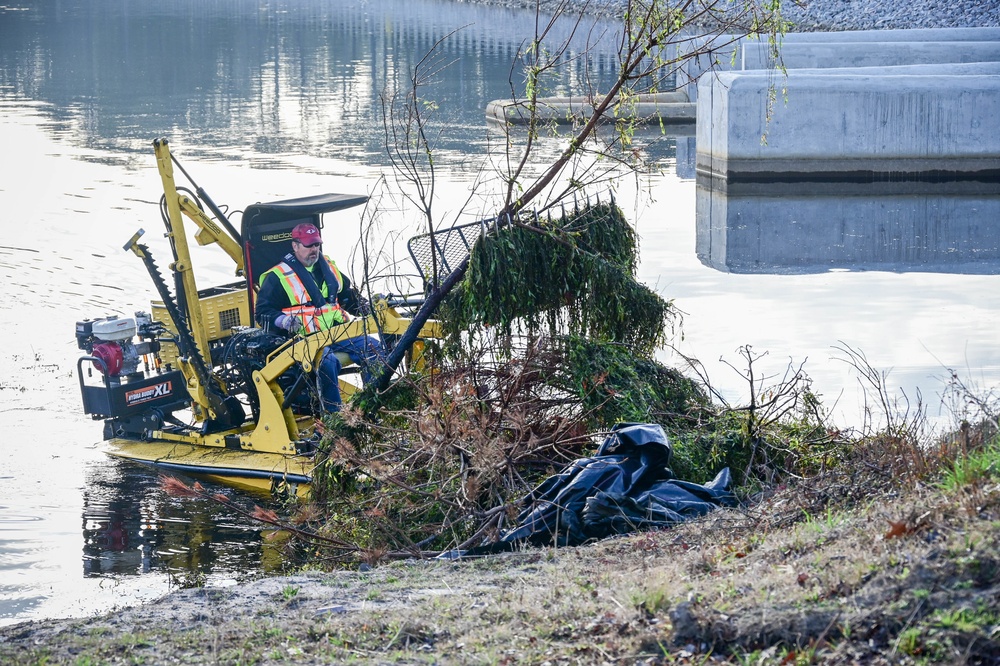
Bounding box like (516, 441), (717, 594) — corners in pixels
(242, 299), (441, 454)
(142, 139), (441, 453)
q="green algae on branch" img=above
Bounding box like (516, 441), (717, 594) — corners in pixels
(442, 201), (674, 357)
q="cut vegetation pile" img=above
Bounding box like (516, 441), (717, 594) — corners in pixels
(4, 203), (999, 664)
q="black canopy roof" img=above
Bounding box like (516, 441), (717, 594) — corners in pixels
(241, 193), (369, 230)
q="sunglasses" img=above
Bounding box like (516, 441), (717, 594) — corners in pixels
(297, 241), (322, 248)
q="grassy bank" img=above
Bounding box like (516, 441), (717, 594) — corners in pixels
(2, 438), (998, 664)
(3, 417), (999, 664)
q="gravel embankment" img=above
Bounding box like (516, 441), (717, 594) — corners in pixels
(765, 0), (999, 32)
(469, 0), (1000, 32)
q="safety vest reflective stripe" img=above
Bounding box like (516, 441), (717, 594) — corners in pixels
(267, 259), (348, 333)
(283, 303), (347, 333)
(273, 263), (312, 304)
(327, 261), (344, 295)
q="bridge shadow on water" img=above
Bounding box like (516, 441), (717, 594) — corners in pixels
(695, 178), (1000, 275)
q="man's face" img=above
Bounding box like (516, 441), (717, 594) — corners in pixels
(293, 240), (321, 267)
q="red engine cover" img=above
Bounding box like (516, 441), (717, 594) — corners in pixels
(92, 341), (124, 377)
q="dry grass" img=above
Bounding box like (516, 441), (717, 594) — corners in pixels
(3, 431), (999, 664)
(6, 348), (998, 663)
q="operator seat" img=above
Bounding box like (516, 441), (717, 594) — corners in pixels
(240, 193), (369, 320)
(240, 193), (370, 410)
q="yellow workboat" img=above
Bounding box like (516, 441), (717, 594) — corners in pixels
(103, 438), (315, 498)
(76, 139), (443, 498)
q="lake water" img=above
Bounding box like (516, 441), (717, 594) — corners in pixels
(1, 0), (998, 626)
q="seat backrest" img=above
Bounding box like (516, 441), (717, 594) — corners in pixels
(241, 193), (368, 320)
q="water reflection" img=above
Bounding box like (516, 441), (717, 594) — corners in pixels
(695, 180), (1000, 274)
(2, 453), (291, 625)
(0, 0), (623, 164)
(81, 459), (291, 585)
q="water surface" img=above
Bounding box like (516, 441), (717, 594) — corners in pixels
(1, 0), (997, 626)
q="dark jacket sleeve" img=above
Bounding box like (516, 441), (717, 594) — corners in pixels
(337, 272), (363, 316)
(255, 272), (290, 328)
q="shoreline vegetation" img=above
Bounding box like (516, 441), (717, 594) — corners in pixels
(0, 3), (1000, 664)
(6, 221), (1000, 666)
(3, 422), (999, 663)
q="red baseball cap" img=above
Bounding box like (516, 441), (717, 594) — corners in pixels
(291, 222), (322, 245)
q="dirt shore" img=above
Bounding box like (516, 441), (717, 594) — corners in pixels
(4, 477), (999, 664)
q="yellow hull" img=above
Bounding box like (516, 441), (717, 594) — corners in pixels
(106, 438), (314, 499)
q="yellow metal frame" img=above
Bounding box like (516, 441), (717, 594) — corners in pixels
(115, 139), (443, 486)
(105, 438), (313, 499)
(137, 299), (440, 455)
(152, 282), (249, 367)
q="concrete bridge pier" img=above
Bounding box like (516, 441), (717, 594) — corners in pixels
(692, 27), (1000, 185)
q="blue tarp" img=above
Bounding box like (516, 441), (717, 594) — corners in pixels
(501, 422), (736, 547)
(444, 423), (736, 557)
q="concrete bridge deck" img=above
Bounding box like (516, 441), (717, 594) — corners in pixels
(690, 27), (1000, 183)
(485, 27), (999, 185)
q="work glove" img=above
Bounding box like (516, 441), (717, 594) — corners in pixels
(275, 314), (301, 333)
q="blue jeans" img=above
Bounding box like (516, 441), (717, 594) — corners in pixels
(316, 334), (386, 411)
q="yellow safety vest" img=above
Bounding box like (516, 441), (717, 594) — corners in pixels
(263, 257), (349, 333)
